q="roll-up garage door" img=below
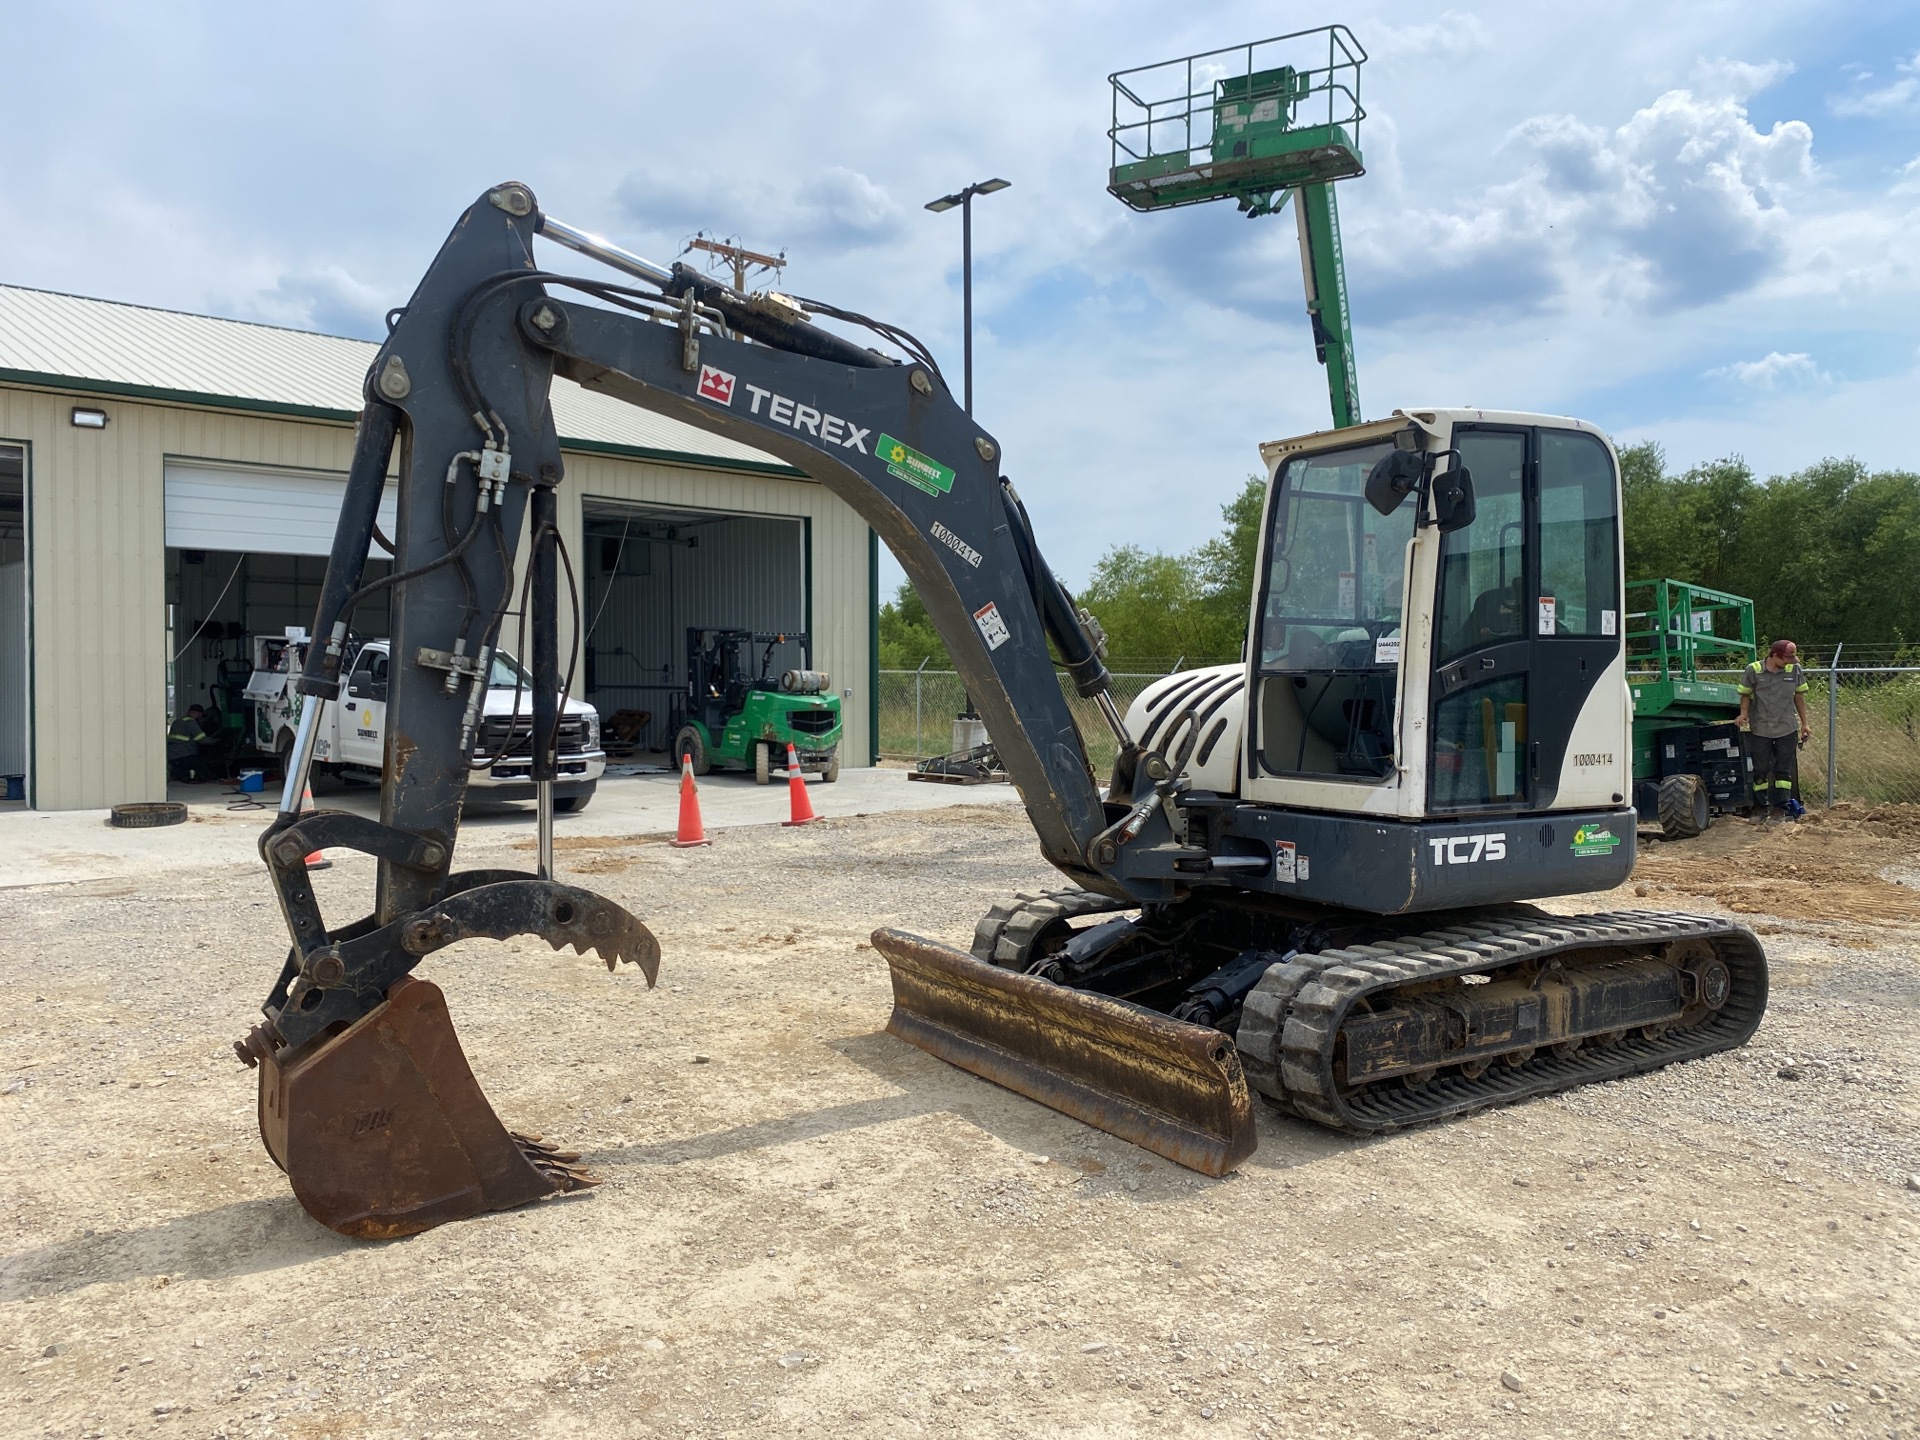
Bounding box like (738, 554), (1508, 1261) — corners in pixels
(164, 462), (398, 557)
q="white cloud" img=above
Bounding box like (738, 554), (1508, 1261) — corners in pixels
(1371, 11), (1492, 60)
(1351, 79), (1815, 317)
(613, 165), (908, 256)
(1706, 351), (1827, 387)
(1689, 57), (1794, 100)
(1830, 50), (1920, 117)
(233, 266), (388, 338)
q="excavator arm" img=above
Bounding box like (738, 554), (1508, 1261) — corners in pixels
(240, 186), (1254, 1238)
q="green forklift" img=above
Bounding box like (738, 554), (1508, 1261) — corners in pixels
(1626, 579), (1759, 838)
(671, 628), (842, 784)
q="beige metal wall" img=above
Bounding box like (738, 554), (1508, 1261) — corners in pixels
(0, 383), (869, 811)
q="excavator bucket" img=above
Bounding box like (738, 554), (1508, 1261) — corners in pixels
(257, 976), (598, 1239)
(873, 929), (1256, 1176)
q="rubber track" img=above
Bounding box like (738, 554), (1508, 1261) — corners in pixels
(1241, 909), (1766, 1133)
(971, 889), (1135, 970)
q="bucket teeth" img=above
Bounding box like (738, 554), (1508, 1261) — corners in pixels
(232, 1021), (283, 1070)
(512, 1131), (600, 1191)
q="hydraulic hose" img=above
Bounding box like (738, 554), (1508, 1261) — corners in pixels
(998, 480), (1112, 699)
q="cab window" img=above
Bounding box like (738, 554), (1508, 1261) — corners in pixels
(1435, 431), (1527, 663)
(1537, 429), (1620, 637)
(1254, 438), (1413, 781)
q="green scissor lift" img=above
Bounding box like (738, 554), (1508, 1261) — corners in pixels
(1109, 26), (1367, 428)
(1625, 579), (1759, 837)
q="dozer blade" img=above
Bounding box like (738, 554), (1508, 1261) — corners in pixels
(258, 976), (597, 1239)
(874, 929), (1256, 1176)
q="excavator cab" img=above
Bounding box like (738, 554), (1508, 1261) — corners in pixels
(1245, 410), (1630, 835)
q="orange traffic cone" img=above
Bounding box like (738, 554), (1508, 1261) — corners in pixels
(302, 783), (330, 870)
(670, 753), (711, 848)
(781, 743), (816, 827)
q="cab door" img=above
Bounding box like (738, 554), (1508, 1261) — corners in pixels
(338, 648), (389, 769)
(1427, 426), (1621, 814)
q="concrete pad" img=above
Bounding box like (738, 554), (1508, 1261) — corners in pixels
(0, 768), (1023, 889)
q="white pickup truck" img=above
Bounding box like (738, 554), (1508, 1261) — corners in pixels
(249, 638), (606, 812)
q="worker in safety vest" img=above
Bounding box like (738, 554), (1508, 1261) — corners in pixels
(167, 704), (209, 782)
(1736, 639), (1811, 823)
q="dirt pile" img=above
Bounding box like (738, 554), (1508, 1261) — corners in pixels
(1633, 802), (1920, 928)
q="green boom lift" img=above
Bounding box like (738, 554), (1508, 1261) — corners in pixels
(1108, 26), (1367, 428)
(1625, 579), (1760, 838)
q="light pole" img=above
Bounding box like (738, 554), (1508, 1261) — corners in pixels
(924, 178), (1009, 754)
(924, 178), (1010, 414)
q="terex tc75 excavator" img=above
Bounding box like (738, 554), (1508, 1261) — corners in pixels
(237, 184), (1766, 1237)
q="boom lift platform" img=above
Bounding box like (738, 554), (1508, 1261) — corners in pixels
(235, 185), (1766, 1237)
(1109, 26), (1367, 427)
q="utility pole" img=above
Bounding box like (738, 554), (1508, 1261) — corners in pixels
(924, 178), (1010, 413)
(683, 233), (787, 292)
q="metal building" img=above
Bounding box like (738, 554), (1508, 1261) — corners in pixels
(0, 284), (878, 810)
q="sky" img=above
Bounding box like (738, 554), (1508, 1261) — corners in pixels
(1, 1), (1915, 594)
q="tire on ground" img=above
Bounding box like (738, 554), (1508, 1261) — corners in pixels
(820, 751), (839, 784)
(1657, 772), (1710, 839)
(110, 801), (189, 828)
(754, 742), (771, 785)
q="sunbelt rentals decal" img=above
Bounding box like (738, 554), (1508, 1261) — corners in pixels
(1570, 824), (1622, 857)
(877, 433), (955, 497)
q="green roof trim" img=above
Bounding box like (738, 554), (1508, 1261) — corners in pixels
(0, 368), (810, 481)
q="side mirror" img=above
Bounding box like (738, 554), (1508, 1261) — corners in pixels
(346, 675), (371, 699)
(1431, 464), (1476, 532)
(1364, 449), (1423, 517)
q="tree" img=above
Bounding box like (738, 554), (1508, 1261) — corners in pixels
(1619, 442), (1756, 588)
(1071, 478), (1265, 667)
(876, 580), (948, 669)
(1191, 476), (1267, 643)
(1620, 447), (1920, 647)
(1077, 544), (1211, 665)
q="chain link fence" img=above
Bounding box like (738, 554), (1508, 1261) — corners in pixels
(884, 657), (1920, 806)
(1699, 659), (1920, 807)
(879, 668), (1175, 775)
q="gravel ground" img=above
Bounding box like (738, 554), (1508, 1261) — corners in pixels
(3, 803), (1917, 1439)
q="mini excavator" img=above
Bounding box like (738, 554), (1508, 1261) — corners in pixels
(237, 184), (1766, 1237)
